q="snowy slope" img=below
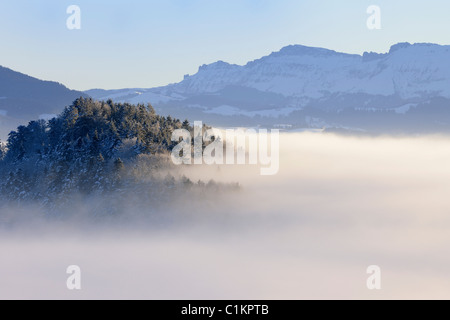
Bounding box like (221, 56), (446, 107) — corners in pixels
(92, 43), (450, 100)
(166, 43), (450, 100)
(86, 43), (450, 132)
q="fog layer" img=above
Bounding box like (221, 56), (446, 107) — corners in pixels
(2, 133), (450, 299)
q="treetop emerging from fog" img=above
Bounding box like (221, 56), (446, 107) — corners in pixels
(1, 97), (191, 165)
(0, 98), (227, 212)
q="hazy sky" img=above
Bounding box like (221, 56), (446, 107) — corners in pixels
(0, 0), (449, 91)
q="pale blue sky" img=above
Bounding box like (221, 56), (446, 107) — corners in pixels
(0, 0), (449, 91)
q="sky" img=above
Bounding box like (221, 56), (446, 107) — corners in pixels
(0, 0), (449, 91)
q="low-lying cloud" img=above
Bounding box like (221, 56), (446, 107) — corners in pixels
(1, 133), (450, 299)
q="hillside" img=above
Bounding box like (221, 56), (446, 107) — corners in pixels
(0, 66), (87, 139)
(0, 98), (237, 216)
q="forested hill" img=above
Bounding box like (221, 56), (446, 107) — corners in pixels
(1, 97), (190, 165)
(0, 98), (231, 212)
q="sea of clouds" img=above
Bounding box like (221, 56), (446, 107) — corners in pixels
(1, 132), (450, 299)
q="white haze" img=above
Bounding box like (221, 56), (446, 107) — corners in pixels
(2, 133), (450, 299)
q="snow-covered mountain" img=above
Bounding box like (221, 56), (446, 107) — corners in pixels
(171, 42), (450, 100)
(87, 42), (450, 133)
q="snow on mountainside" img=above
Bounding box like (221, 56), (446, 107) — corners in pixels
(87, 43), (450, 133)
(89, 43), (450, 101)
(172, 43), (450, 99)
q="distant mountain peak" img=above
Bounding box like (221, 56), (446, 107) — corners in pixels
(388, 42), (450, 54)
(389, 42), (412, 53)
(275, 44), (342, 57)
(198, 60), (237, 72)
(86, 41), (450, 133)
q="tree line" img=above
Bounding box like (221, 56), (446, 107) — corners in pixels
(0, 98), (200, 204)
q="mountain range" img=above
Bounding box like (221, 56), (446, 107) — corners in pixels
(87, 42), (450, 133)
(2, 42), (450, 138)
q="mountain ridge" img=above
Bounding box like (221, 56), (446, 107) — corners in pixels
(0, 65), (87, 139)
(2, 42), (450, 136)
(86, 42), (450, 133)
